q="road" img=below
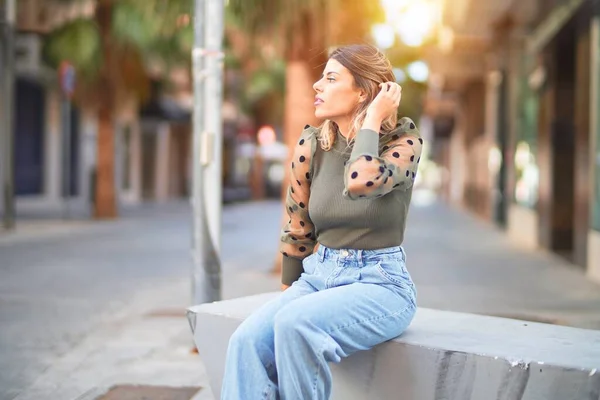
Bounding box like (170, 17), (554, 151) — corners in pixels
(1, 196), (600, 399)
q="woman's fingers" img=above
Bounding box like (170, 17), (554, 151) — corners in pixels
(370, 82), (401, 118)
(389, 82), (401, 100)
(394, 84), (402, 105)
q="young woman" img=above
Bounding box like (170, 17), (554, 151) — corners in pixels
(222, 43), (422, 400)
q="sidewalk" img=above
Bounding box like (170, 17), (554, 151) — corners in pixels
(405, 191), (600, 329)
(2, 194), (600, 399)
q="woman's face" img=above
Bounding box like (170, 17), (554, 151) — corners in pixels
(313, 58), (364, 121)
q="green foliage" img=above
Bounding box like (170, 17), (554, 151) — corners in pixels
(225, 0), (386, 125)
(227, 0), (317, 35)
(43, 0), (194, 83)
(42, 18), (102, 79)
(112, 1), (158, 50)
(245, 59), (285, 104)
(112, 0), (194, 68)
(226, 0), (384, 45)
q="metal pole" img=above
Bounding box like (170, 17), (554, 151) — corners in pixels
(1, 0), (16, 230)
(191, 0), (224, 304)
(62, 98), (71, 219)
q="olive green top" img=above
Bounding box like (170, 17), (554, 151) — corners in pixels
(280, 117), (423, 285)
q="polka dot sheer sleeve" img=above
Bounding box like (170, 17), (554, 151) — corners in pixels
(279, 126), (318, 285)
(343, 117), (423, 200)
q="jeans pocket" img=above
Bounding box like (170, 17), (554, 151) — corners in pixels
(301, 252), (318, 275)
(376, 259), (414, 290)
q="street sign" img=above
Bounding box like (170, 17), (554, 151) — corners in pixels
(59, 61), (76, 98)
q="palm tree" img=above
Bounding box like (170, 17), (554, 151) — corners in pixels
(227, 0), (384, 273)
(228, 0), (382, 149)
(44, 0), (193, 218)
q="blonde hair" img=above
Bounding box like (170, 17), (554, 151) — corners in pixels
(318, 44), (398, 151)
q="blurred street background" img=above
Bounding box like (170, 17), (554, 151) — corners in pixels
(1, 0), (600, 399)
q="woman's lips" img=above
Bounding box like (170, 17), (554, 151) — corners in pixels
(314, 98), (324, 106)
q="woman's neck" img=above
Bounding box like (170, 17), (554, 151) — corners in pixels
(332, 117), (352, 139)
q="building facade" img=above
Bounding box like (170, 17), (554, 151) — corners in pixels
(425, 0), (600, 281)
(0, 0), (194, 222)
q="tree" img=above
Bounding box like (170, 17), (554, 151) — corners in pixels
(227, 0), (384, 273)
(44, 0), (193, 218)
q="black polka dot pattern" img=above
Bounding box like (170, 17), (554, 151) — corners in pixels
(343, 118), (423, 200)
(281, 126), (317, 279)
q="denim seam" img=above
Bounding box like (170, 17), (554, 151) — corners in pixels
(326, 301), (414, 335)
(377, 266), (417, 307)
(377, 264), (413, 286)
(310, 302), (415, 397)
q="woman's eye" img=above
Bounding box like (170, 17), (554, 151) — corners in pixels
(327, 78), (335, 82)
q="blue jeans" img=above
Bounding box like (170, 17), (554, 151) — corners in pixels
(221, 245), (417, 400)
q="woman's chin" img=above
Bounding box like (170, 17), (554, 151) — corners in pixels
(314, 109), (328, 120)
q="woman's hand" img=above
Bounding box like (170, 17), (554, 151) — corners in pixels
(281, 284), (290, 291)
(365, 82), (402, 122)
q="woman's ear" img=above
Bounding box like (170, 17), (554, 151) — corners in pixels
(357, 89), (368, 104)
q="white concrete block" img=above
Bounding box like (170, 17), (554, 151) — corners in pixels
(188, 292), (600, 400)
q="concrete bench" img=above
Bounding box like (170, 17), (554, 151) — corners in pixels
(187, 292), (600, 400)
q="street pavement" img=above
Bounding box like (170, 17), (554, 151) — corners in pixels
(1, 193), (600, 399)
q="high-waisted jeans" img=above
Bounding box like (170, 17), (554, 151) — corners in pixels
(221, 244), (417, 400)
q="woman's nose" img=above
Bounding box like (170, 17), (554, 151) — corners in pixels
(313, 79), (322, 92)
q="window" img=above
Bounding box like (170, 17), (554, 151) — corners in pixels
(514, 56), (540, 209)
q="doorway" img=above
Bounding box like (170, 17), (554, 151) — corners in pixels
(14, 78), (45, 195)
(141, 130), (157, 200)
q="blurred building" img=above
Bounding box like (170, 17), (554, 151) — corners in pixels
(0, 0), (200, 219)
(424, 0), (600, 280)
(1, 0), (94, 215)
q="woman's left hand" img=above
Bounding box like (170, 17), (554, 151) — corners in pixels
(365, 82), (402, 122)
